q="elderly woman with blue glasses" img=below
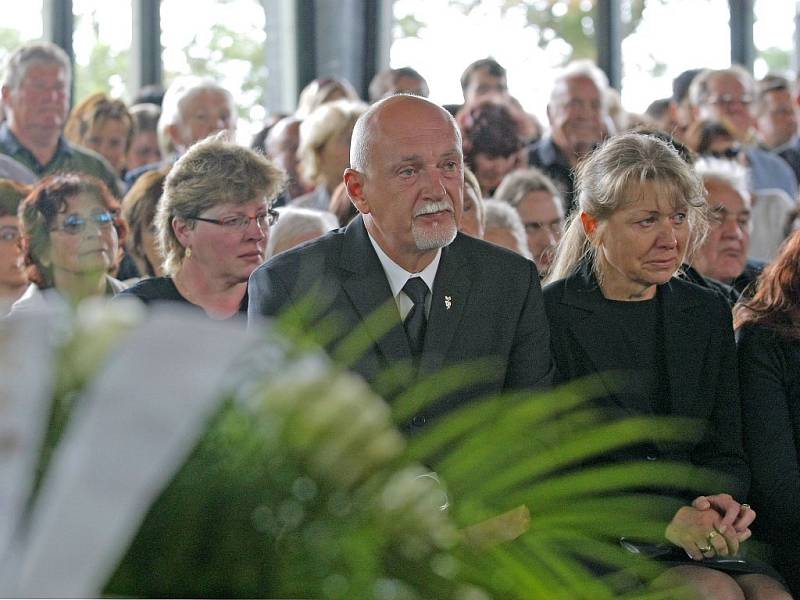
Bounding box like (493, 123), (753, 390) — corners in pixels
(9, 173), (128, 315)
(119, 135), (284, 319)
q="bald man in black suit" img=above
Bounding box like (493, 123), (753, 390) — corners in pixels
(248, 95), (554, 432)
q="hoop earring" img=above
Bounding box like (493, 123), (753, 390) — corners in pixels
(185, 247), (192, 259)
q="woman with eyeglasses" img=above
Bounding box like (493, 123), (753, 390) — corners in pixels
(9, 174), (128, 315)
(118, 135), (284, 319)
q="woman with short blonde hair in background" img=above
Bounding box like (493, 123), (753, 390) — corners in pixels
(293, 99), (367, 212)
(65, 92), (133, 176)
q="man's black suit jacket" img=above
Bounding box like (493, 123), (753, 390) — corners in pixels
(248, 216), (554, 430)
(543, 265), (749, 501)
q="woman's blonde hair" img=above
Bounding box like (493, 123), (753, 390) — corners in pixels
(545, 132), (708, 284)
(298, 99), (367, 186)
(64, 92), (134, 152)
(156, 134), (285, 275)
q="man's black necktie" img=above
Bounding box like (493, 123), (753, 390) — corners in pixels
(402, 277), (429, 358)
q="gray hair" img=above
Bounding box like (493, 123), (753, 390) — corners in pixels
(549, 59), (609, 106)
(493, 167), (562, 210)
(546, 132), (708, 284)
(2, 41), (71, 91)
(350, 94), (463, 173)
(298, 99), (367, 185)
(156, 133), (286, 275)
(483, 199), (532, 259)
(157, 76), (235, 157)
(266, 206), (338, 258)
(694, 157), (751, 207)
(688, 66), (755, 107)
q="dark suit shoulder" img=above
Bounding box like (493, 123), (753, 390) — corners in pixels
(450, 233), (541, 296)
(254, 227), (347, 286)
(453, 231), (537, 268)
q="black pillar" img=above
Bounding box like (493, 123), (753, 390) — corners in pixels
(729, 0), (754, 70)
(596, 0), (621, 90)
(43, 0), (74, 105)
(131, 0), (162, 97)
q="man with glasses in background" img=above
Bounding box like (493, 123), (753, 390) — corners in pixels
(690, 66), (798, 200)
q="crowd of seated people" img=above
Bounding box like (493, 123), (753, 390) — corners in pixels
(5, 35), (800, 599)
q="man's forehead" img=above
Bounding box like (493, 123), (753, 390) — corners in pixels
(708, 74), (745, 93)
(23, 62), (66, 81)
(374, 122), (460, 157)
(375, 100), (456, 138)
(552, 75), (600, 103)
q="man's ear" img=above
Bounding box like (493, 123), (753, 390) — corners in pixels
(166, 123), (184, 151)
(344, 168), (369, 214)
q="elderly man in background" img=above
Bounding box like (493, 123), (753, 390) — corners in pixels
(690, 66), (798, 201)
(529, 60), (608, 213)
(691, 159), (763, 299)
(755, 74), (800, 183)
(494, 167), (564, 277)
(0, 41), (119, 194)
(124, 76), (237, 189)
(249, 94), (554, 433)
(481, 199), (532, 259)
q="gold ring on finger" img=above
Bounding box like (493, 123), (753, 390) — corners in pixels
(707, 531), (718, 541)
(740, 504), (750, 512)
(698, 544), (712, 553)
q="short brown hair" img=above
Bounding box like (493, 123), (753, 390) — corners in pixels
(157, 134), (285, 275)
(20, 174), (127, 288)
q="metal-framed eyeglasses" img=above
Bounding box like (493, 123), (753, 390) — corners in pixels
(191, 209), (279, 231)
(49, 211), (115, 235)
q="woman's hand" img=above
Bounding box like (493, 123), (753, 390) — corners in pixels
(691, 494), (755, 541)
(665, 505), (740, 560)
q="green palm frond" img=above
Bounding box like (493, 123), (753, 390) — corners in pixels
(14, 301), (727, 599)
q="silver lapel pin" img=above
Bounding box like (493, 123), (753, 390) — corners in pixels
(444, 295), (452, 310)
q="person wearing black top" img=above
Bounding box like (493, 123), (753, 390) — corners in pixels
(118, 135), (284, 319)
(735, 230), (800, 596)
(544, 133), (790, 598)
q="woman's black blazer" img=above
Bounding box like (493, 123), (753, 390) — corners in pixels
(543, 265), (749, 501)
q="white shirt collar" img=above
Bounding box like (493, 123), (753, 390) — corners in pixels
(366, 230), (441, 319)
